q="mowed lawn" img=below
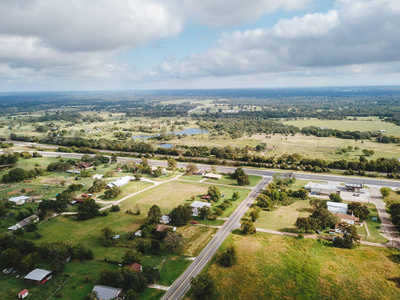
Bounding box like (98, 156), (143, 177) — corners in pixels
(191, 233), (400, 300)
(255, 200), (312, 231)
(204, 174), (262, 187)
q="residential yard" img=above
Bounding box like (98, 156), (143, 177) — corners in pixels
(98, 180), (154, 201)
(255, 200), (312, 232)
(179, 174), (204, 182)
(186, 233), (400, 300)
(204, 174), (262, 187)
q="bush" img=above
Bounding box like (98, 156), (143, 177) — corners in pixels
(110, 205), (120, 212)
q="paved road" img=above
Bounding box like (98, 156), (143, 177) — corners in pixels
(161, 176), (271, 300)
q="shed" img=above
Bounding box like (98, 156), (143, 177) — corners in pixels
(160, 215), (171, 224)
(18, 289), (28, 299)
(24, 269), (52, 284)
(135, 230), (142, 237)
(204, 173), (222, 180)
(327, 201), (348, 214)
(9, 196), (30, 206)
(107, 176), (132, 188)
(92, 285), (122, 300)
(190, 201), (212, 216)
(128, 263), (143, 273)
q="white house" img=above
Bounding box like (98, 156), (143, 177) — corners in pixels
(92, 285), (122, 300)
(107, 176), (132, 188)
(327, 201), (348, 214)
(160, 215), (171, 224)
(204, 173), (222, 180)
(190, 201), (212, 216)
(9, 196), (30, 206)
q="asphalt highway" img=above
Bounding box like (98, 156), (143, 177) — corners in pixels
(160, 176), (271, 300)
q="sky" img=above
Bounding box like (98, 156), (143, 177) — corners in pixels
(0, 0), (400, 91)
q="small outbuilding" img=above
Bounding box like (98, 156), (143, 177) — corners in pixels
(92, 285), (122, 300)
(18, 289), (28, 299)
(135, 230), (142, 237)
(310, 183), (338, 195)
(9, 196), (30, 206)
(160, 215), (171, 224)
(204, 173), (222, 180)
(333, 213), (360, 225)
(128, 263), (143, 273)
(107, 176), (132, 189)
(24, 269), (52, 284)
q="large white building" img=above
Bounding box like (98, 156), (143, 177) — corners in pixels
(310, 183), (338, 195)
(327, 201), (348, 214)
(107, 176), (132, 189)
(9, 196), (30, 205)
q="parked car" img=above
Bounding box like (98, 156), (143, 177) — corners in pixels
(190, 221), (198, 224)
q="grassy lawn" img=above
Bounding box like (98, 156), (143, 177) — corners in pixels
(204, 174), (262, 187)
(98, 180), (154, 201)
(363, 204), (389, 243)
(186, 233), (400, 300)
(255, 200), (312, 232)
(139, 288), (166, 300)
(288, 179), (327, 191)
(140, 172), (181, 182)
(179, 175), (204, 182)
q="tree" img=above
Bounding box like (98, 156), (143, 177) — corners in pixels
(77, 198), (100, 220)
(199, 206), (213, 220)
(249, 210), (259, 222)
(186, 163), (198, 174)
(255, 142), (267, 151)
(311, 207), (337, 229)
(134, 174), (142, 181)
(237, 175), (250, 186)
(20, 252), (40, 271)
(190, 272), (215, 300)
(111, 154), (118, 163)
(110, 205), (120, 212)
(88, 179), (107, 193)
(232, 192), (240, 201)
(141, 157), (148, 167)
(148, 205), (162, 224)
(3, 167), (28, 183)
(329, 193), (342, 202)
(231, 167), (246, 179)
(348, 202), (370, 221)
(207, 185), (221, 202)
(164, 232), (183, 253)
(218, 245), (237, 267)
(99, 226), (116, 247)
(333, 223), (360, 249)
(142, 266), (160, 283)
(380, 187), (391, 198)
(169, 204), (192, 226)
(295, 217), (319, 232)
(153, 167), (163, 178)
(104, 186), (122, 199)
(122, 249), (142, 265)
(167, 157), (177, 170)
(256, 194), (273, 211)
(241, 219), (256, 235)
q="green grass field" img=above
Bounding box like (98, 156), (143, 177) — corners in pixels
(204, 174), (262, 187)
(282, 117), (400, 136)
(186, 233), (400, 300)
(255, 200), (312, 231)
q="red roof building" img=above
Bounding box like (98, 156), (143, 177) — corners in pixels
(128, 263), (142, 273)
(18, 289), (28, 299)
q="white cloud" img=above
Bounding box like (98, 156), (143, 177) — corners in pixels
(148, 0), (400, 84)
(181, 0), (311, 27)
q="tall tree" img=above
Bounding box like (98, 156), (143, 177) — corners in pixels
(148, 205), (162, 224)
(190, 273), (215, 300)
(207, 185), (221, 202)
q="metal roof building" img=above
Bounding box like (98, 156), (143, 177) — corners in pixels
(24, 269), (52, 283)
(107, 176), (132, 188)
(9, 196), (30, 205)
(92, 285), (122, 300)
(327, 201), (348, 214)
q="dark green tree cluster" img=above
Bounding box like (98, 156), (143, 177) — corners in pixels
(77, 198), (100, 221)
(168, 204), (192, 226)
(231, 168), (250, 186)
(190, 272), (215, 300)
(207, 185), (221, 202)
(332, 223), (360, 249)
(88, 179), (107, 193)
(218, 245), (237, 267)
(99, 267), (147, 295)
(2, 167), (43, 183)
(347, 202), (370, 221)
(295, 200), (336, 232)
(104, 186), (122, 199)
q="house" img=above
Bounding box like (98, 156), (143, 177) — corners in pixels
(327, 201), (348, 214)
(190, 201), (212, 216)
(128, 263), (142, 273)
(204, 173), (222, 180)
(156, 224), (176, 232)
(201, 195), (211, 200)
(196, 170), (207, 176)
(75, 162), (94, 170)
(92, 285), (122, 300)
(18, 289), (28, 299)
(310, 183), (338, 195)
(107, 176), (132, 189)
(9, 196), (30, 206)
(160, 215), (171, 224)
(92, 174), (104, 180)
(333, 213), (360, 225)
(345, 182), (363, 192)
(24, 269), (52, 284)
(9, 214), (39, 231)
(135, 230), (142, 237)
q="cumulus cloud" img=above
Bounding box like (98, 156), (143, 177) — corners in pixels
(149, 0), (400, 82)
(181, 0), (311, 27)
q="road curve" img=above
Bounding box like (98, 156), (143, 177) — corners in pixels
(161, 176), (271, 300)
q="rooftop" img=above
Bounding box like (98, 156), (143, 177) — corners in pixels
(92, 285), (122, 300)
(191, 201), (212, 208)
(327, 201), (348, 208)
(24, 269), (51, 281)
